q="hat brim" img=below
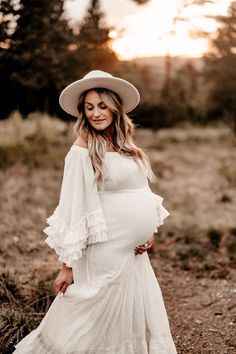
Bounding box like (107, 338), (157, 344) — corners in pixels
(59, 76), (140, 117)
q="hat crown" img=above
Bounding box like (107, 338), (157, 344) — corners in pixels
(83, 70), (112, 80)
(59, 69), (140, 116)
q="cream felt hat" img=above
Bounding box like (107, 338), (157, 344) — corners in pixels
(59, 70), (140, 117)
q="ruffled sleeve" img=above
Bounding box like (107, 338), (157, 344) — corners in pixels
(152, 193), (170, 232)
(145, 182), (170, 233)
(43, 145), (109, 268)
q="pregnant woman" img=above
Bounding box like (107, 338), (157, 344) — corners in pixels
(14, 70), (177, 353)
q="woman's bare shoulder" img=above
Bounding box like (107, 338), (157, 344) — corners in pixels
(73, 135), (88, 148)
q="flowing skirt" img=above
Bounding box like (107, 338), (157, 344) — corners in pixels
(14, 188), (177, 353)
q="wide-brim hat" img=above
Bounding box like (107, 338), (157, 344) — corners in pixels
(59, 70), (140, 117)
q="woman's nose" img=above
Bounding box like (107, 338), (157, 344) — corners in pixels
(93, 106), (101, 117)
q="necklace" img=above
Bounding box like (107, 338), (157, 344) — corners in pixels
(103, 135), (122, 153)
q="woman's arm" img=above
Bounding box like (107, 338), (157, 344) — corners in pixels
(43, 145), (109, 268)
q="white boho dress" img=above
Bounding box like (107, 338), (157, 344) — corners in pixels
(14, 145), (177, 354)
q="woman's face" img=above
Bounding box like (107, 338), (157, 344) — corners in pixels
(84, 90), (114, 132)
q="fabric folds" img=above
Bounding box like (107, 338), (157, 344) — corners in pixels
(43, 146), (109, 267)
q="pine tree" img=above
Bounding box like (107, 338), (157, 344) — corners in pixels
(75, 0), (119, 74)
(0, 0), (151, 118)
(0, 0), (78, 117)
(79, 0), (110, 47)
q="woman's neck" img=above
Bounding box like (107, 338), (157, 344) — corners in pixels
(103, 125), (115, 141)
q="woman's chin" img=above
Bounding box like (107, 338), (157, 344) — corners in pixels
(94, 127), (106, 132)
(92, 124), (111, 132)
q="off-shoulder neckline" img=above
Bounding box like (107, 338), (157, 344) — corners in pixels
(71, 144), (120, 154)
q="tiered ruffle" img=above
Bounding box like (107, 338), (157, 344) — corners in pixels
(43, 207), (109, 267)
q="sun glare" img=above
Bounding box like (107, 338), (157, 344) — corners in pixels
(65, 0), (232, 60)
(109, 0), (232, 60)
(108, 30), (118, 39)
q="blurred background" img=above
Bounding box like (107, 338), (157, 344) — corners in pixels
(0, 1), (236, 353)
(0, 0), (236, 128)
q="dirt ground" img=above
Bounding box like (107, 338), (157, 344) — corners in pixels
(0, 120), (236, 353)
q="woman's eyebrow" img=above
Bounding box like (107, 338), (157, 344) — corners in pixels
(84, 101), (104, 105)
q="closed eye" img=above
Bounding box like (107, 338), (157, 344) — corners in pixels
(85, 103), (93, 110)
(85, 102), (107, 110)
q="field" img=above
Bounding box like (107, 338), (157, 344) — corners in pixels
(0, 113), (236, 353)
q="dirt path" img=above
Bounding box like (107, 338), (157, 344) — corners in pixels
(150, 255), (236, 354)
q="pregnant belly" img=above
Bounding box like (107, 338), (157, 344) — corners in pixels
(99, 187), (157, 248)
(79, 187), (157, 285)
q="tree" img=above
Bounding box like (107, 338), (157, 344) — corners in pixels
(0, 0), (161, 119)
(78, 0), (110, 47)
(0, 0), (124, 118)
(74, 0), (119, 75)
(203, 1), (236, 129)
(0, 0), (78, 118)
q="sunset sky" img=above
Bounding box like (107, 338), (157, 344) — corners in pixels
(64, 0), (232, 60)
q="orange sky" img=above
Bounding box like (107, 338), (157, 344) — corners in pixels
(65, 0), (232, 59)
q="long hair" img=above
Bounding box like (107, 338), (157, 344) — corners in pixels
(73, 88), (157, 185)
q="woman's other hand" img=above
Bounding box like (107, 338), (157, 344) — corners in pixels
(53, 263), (73, 295)
(134, 235), (155, 255)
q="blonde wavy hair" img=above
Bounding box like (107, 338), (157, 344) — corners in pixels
(73, 88), (157, 185)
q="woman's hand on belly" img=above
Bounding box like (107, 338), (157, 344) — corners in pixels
(134, 234), (155, 255)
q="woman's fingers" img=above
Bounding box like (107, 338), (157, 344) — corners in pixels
(53, 281), (61, 294)
(57, 282), (69, 297)
(53, 267), (73, 295)
(53, 281), (69, 295)
(134, 246), (147, 255)
(134, 247), (142, 255)
(144, 243), (153, 249)
(134, 238), (154, 255)
(60, 282), (69, 294)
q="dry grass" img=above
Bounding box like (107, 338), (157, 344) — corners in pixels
(0, 272), (54, 354)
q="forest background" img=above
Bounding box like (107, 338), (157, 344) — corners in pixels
(1, 0), (235, 130)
